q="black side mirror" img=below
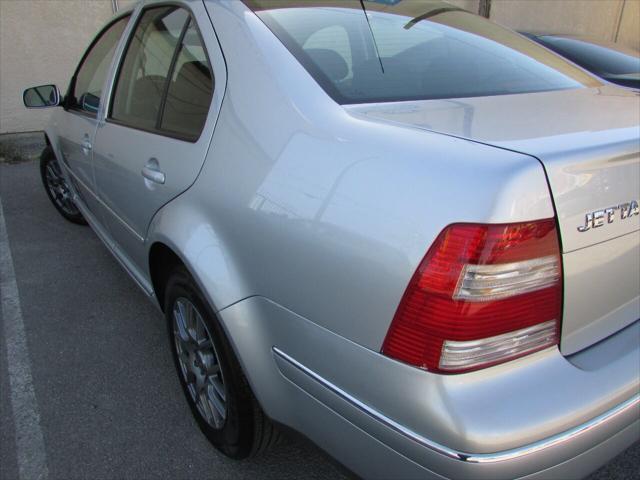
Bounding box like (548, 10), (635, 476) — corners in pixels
(80, 92), (100, 113)
(23, 84), (61, 108)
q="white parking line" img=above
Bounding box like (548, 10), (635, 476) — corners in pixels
(0, 195), (49, 480)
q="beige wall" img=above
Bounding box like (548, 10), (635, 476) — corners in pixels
(0, 0), (639, 134)
(617, 0), (640, 52)
(454, 0), (638, 52)
(0, 0), (135, 134)
(491, 0), (627, 41)
(448, 0), (480, 11)
(446, 0), (639, 52)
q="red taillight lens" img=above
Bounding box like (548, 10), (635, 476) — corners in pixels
(382, 219), (562, 374)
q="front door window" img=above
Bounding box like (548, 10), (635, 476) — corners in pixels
(68, 15), (130, 115)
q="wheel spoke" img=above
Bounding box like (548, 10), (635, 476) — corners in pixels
(46, 163), (60, 179)
(208, 375), (226, 403)
(45, 169), (58, 186)
(177, 300), (189, 330)
(60, 194), (76, 212)
(174, 336), (189, 362)
(174, 301), (197, 354)
(49, 158), (61, 174)
(198, 392), (216, 425)
(205, 362), (220, 377)
(185, 372), (198, 401)
(174, 339), (191, 382)
(192, 310), (206, 344)
(206, 383), (226, 421)
(184, 303), (200, 345)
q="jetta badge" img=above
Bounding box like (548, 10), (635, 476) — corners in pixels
(577, 200), (639, 232)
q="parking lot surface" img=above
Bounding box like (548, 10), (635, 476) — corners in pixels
(0, 158), (638, 479)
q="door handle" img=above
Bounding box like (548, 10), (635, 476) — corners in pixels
(81, 140), (92, 154)
(141, 165), (165, 185)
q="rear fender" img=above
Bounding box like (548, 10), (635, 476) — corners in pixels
(145, 196), (249, 314)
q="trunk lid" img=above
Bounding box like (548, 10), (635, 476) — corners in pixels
(346, 85), (640, 354)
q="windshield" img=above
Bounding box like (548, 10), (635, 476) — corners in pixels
(536, 36), (640, 76)
(243, 0), (600, 104)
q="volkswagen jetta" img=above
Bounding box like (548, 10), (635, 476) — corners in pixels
(23, 1), (639, 478)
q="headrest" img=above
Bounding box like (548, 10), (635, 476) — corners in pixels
(176, 61), (212, 83)
(305, 48), (349, 82)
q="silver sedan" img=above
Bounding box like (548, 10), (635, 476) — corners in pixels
(23, 0), (639, 478)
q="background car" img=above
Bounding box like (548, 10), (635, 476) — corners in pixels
(521, 32), (640, 89)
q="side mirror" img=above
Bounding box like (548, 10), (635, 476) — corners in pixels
(23, 84), (61, 108)
(80, 92), (100, 113)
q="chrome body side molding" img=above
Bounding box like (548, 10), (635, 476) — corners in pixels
(272, 346), (640, 464)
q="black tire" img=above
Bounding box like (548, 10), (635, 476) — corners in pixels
(165, 266), (279, 459)
(39, 146), (87, 225)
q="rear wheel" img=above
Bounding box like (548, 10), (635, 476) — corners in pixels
(39, 146), (86, 225)
(165, 267), (279, 458)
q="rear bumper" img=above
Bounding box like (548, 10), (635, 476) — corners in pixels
(219, 297), (640, 479)
(274, 346), (639, 479)
(273, 347), (638, 465)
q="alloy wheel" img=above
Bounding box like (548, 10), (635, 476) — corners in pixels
(44, 158), (80, 217)
(172, 297), (227, 429)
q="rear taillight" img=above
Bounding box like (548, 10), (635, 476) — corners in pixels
(382, 219), (562, 373)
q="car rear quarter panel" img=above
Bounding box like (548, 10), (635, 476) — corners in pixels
(147, 0), (554, 353)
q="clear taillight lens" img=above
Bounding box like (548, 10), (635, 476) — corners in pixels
(382, 219), (562, 374)
(439, 320), (558, 371)
(454, 255), (560, 302)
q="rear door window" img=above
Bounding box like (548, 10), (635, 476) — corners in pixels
(111, 7), (188, 131)
(159, 19), (214, 139)
(110, 7), (213, 140)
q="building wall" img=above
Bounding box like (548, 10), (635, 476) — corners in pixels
(0, 0), (136, 134)
(491, 0), (626, 41)
(617, 0), (640, 52)
(447, 0), (639, 51)
(448, 0), (480, 12)
(0, 0), (639, 134)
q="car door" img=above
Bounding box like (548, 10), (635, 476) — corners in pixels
(56, 14), (131, 219)
(92, 3), (226, 279)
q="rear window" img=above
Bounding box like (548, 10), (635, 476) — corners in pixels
(243, 0), (600, 104)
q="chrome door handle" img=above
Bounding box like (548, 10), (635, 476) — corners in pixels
(141, 165), (165, 185)
(81, 140), (92, 153)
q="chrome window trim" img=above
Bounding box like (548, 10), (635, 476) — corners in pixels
(272, 346), (640, 464)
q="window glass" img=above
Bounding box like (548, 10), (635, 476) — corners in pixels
(111, 7), (189, 131)
(70, 16), (129, 115)
(244, 0), (601, 104)
(160, 19), (213, 139)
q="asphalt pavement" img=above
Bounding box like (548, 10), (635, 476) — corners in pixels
(0, 159), (638, 480)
